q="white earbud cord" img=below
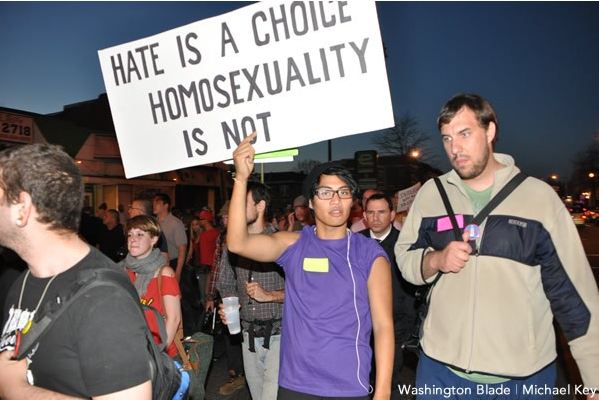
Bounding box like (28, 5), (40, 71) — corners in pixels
(346, 231), (374, 394)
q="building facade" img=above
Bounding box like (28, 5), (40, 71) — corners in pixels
(0, 95), (232, 216)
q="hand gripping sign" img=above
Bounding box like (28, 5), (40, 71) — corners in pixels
(98, 1), (393, 178)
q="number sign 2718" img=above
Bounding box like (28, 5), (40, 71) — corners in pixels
(0, 112), (34, 144)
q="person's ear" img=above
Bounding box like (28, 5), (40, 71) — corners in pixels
(13, 191), (33, 227)
(486, 122), (496, 145)
(256, 199), (266, 213)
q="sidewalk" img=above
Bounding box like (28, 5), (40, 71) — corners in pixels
(205, 356), (251, 400)
(204, 334), (251, 400)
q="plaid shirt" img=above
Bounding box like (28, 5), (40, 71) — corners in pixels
(215, 225), (284, 331)
(206, 232), (226, 300)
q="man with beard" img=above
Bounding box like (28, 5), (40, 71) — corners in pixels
(0, 144), (150, 399)
(396, 93), (599, 398)
(217, 181), (284, 400)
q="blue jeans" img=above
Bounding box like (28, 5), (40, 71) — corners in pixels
(242, 331), (281, 400)
(414, 352), (556, 400)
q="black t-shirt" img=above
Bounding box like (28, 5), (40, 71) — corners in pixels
(79, 213), (104, 246)
(97, 224), (126, 262)
(0, 247), (150, 398)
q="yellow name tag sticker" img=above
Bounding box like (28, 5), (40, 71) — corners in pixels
(303, 258), (329, 273)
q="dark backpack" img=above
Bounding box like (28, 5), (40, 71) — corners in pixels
(16, 268), (188, 400)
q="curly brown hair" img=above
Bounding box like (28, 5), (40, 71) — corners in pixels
(0, 144), (83, 232)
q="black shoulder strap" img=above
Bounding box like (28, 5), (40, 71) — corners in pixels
(16, 269), (165, 359)
(433, 178), (462, 241)
(472, 172), (528, 225)
(434, 172), (528, 233)
(429, 172), (527, 286)
(428, 177), (462, 287)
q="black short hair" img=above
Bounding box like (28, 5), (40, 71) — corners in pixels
(364, 192), (393, 211)
(247, 181), (272, 220)
(0, 144), (83, 232)
(154, 193), (171, 209)
(304, 162), (358, 201)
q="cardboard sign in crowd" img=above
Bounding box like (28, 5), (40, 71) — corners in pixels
(395, 182), (422, 213)
(99, 1), (393, 178)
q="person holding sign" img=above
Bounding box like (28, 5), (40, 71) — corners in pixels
(216, 181), (284, 400)
(396, 94), (599, 398)
(228, 132), (393, 400)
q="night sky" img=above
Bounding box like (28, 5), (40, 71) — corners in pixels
(1, 2), (597, 180)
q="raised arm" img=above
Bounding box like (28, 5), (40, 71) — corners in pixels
(227, 133), (297, 262)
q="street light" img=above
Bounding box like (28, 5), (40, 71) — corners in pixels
(547, 174), (561, 195)
(589, 172), (597, 208)
(410, 149), (421, 159)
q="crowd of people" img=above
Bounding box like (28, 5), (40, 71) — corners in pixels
(0, 93), (597, 400)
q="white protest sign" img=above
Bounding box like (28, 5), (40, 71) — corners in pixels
(395, 182), (422, 212)
(98, 1), (393, 178)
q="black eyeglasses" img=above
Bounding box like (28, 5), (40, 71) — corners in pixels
(314, 187), (353, 200)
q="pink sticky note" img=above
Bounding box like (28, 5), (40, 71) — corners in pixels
(436, 214), (464, 232)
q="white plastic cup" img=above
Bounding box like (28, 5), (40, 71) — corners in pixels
(222, 296), (241, 334)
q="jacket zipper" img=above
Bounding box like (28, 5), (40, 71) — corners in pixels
(466, 252), (478, 373)
(466, 220), (486, 372)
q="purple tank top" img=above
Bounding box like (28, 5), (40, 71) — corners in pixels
(276, 226), (388, 397)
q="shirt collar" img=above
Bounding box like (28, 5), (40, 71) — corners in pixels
(370, 225), (392, 242)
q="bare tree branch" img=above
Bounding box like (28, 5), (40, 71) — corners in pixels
(571, 142), (599, 181)
(371, 113), (433, 161)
